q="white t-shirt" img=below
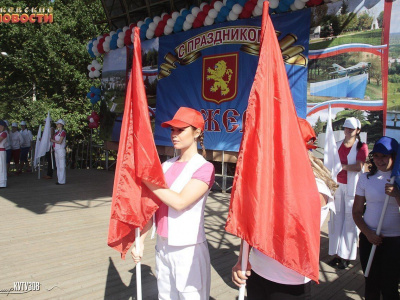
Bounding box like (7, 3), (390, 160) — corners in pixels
(9, 131), (23, 150)
(20, 129), (33, 148)
(249, 179), (334, 285)
(356, 171), (400, 237)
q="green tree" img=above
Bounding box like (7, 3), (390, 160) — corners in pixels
(358, 12), (373, 31)
(313, 116), (326, 136)
(377, 11), (384, 28)
(0, 0), (106, 141)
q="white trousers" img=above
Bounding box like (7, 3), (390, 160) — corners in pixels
(328, 183), (359, 260)
(155, 236), (211, 300)
(55, 148), (66, 184)
(0, 151), (6, 187)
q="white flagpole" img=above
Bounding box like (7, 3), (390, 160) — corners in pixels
(135, 227), (142, 300)
(364, 176), (394, 277)
(238, 240), (249, 300)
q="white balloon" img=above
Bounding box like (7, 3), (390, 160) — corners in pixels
(86, 43), (90, 50)
(91, 60), (98, 65)
(122, 26), (129, 32)
(89, 72), (95, 78)
(223, 0), (228, 4)
(171, 11), (179, 20)
(153, 16), (161, 25)
(257, 0), (267, 8)
(294, 0), (305, 9)
(137, 21), (144, 27)
(300, 0), (309, 2)
(146, 29), (155, 39)
(183, 21), (192, 31)
(186, 14), (195, 24)
(232, 4), (243, 14)
(117, 39), (124, 48)
(149, 22), (157, 31)
(167, 18), (176, 27)
(93, 41), (99, 47)
(110, 31), (116, 36)
(208, 8), (218, 19)
(105, 36), (111, 42)
(290, 3), (298, 10)
(213, 1), (223, 12)
(191, 7), (200, 17)
(103, 44), (110, 52)
(87, 64), (92, 71)
(253, 5), (262, 16)
(204, 16), (214, 26)
(164, 25), (173, 35)
(228, 11), (239, 21)
(269, 0), (279, 9)
(226, 15), (231, 21)
(118, 32), (125, 38)
(200, 2), (207, 10)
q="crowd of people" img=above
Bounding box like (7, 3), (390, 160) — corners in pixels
(128, 108), (399, 300)
(0, 118), (67, 188)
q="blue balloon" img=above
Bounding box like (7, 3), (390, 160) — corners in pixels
(176, 16), (185, 26)
(277, 1), (289, 12)
(90, 98), (97, 105)
(87, 92), (92, 99)
(220, 6), (230, 16)
(145, 18), (153, 25)
(88, 48), (95, 58)
(140, 30), (147, 40)
(94, 95), (100, 101)
(283, 0), (294, 5)
(90, 86), (96, 93)
(173, 23), (183, 33)
(140, 24), (149, 32)
(181, 10), (190, 18)
(110, 39), (117, 50)
(238, 0), (247, 7)
(116, 29), (122, 34)
(226, 0), (235, 9)
(216, 14), (226, 23)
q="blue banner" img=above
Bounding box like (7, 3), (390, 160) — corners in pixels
(155, 9), (311, 151)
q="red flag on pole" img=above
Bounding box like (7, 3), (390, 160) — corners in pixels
(225, 4), (321, 282)
(108, 27), (167, 259)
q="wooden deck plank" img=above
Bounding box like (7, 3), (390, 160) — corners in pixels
(0, 169), (371, 299)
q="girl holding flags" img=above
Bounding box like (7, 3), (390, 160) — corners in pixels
(328, 117), (368, 269)
(50, 119), (66, 185)
(353, 136), (400, 300)
(131, 107), (215, 300)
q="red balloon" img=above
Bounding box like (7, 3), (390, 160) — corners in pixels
(210, 0), (217, 8)
(124, 35), (131, 45)
(239, 9), (252, 19)
(193, 19), (202, 28)
(244, 1), (256, 12)
(202, 4), (211, 15)
(250, 0), (258, 4)
(162, 14), (171, 22)
(197, 11), (207, 22)
(129, 23), (136, 29)
(97, 38), (105, 54)
(155, 27), (163, 37)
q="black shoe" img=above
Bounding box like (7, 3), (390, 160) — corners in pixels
(327, 257), (341, 267)
(337, 260), (350, 269)
(56, 182), (60, 185)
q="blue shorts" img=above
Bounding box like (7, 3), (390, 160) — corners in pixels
(20, 147), (30, 162)
(6, 149), (12, 164)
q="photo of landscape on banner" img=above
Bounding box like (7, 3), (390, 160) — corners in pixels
(306, 0), (386, 140)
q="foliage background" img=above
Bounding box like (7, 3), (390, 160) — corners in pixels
(0, 0), (106, 143)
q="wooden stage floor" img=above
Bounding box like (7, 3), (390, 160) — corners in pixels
(0, 169), (366, 299)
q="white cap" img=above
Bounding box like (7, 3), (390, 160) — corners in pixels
(55, 119), (65, 126)
(11, 122), (18, 127)
(343, 117), (361, 129)
(20, 121), (26, 126)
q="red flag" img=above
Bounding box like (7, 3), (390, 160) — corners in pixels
(225, 4), (321, 282)
(108, 27), (167, 259)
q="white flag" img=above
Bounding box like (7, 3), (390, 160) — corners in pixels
(324, 105), (342, 182)
(37, 112), (52, 158)
(34, 124), (42, 167)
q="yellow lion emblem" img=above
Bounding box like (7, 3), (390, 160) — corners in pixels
(206, 60), (233, 96)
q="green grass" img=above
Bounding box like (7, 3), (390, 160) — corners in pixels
(387, 82), (400, 111)
(364, 82), (382, 100)
(309, 30), (382, 50)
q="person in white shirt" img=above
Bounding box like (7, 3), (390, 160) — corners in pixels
(3, 120), (12, 175)
(50, 119), (67, 185)
(9, 122), (23, 175)
(353, 136), (400, 300)
(19, 121), (33, 173)
(232, 118), (337, 300)
(0, 120), (8, 188)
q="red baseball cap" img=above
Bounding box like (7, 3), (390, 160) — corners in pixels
(298, 117), (317, 150)
(161, 107), (205, 131)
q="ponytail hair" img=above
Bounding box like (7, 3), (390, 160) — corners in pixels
(356, 130), (364, 150)
(198, 132), (206, 158)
